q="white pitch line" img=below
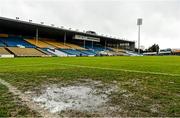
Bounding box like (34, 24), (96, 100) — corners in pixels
(0, 63), (180, 77)
(59, 63), (180, 77)
(0, 78), (59, 118)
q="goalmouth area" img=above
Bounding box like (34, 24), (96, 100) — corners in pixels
(0, 56), (179, 117)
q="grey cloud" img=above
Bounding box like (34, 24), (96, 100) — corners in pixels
(0, 0), (179, 49)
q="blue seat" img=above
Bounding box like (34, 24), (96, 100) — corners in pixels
(0, 37), (36, 48)
(82, 43), (108, 52)
(0, 40), (5, 47)
(79, 50), (96, 55)
(41, 48), (56, 56)
(60, 49), (87, 56)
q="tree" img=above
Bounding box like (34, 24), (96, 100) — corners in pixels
(147, 44), (160, 54)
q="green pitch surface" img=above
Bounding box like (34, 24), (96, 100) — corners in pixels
(0, 56), (180, 117)
(0, 83), (39, 117)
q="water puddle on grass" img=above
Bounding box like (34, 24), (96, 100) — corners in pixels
(31, 80), (118, 114)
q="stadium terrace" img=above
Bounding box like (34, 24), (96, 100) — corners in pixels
(0, 17), (136, 58)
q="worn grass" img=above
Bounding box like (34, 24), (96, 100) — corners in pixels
(0, 56), (179, 117)
(0, 83), (39, 117)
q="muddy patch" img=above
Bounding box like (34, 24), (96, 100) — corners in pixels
(28, 79), (119, 116)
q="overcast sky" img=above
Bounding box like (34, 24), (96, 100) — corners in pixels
(0, 0), (179, 49)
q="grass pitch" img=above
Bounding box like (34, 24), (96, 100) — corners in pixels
(0, 56), (179, 117)
(0, 83), (39, 117)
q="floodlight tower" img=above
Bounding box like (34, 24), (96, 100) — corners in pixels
(137, 18), (142, 54)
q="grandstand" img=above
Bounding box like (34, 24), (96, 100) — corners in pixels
(85, 44), (105, 52)
(26, 39), (54, 48)
(0, 47), (14, 58)
(60, 49), (87, 56)
(42, 39), (71, 49)
(0, 47), (10, 55)
(79, 50), (96, 56)
(0, 17), (135, 57)
(26, 38), (85, 50)
(66, 43), (85, 50)
(7, 47), (46, 57)
(0, 40), (6, 47)
(43, 48), (69, 57)
(0, 33), (8, 38)
(0, 37), (35, 48)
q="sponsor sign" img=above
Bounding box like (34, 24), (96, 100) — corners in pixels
(74, 35), (100, 42)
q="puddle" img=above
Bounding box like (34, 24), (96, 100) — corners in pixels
(32, 80), (117, 113)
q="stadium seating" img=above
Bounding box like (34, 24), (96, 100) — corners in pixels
(108, 48), (124, 52)
(93, 44), (105, 50)
(84, 43), (107, 52)
(27, 38), (86, 50)
(35, 48), (53, 56)
(60, 49), (87, 56)
(124, 50), (143, 56)
(0, 47), (11, 55)
(0, 36), (135, 57)
(110, 48), (138, 56)
(79, 50), (96, 56)
(45, 48), (70, 57)
(0, 37), (36, 48)
(66, 43), (85, 50)
(110, 48), (129, 55)
(44, 40), (85, 49)
(0, 41), (6, 47)
(26, 39), (54, 48)
(0, 34), (8, 38)
(0, 47), (14, 58)
(43, 40), (71, 49)
(7, 47), (46, 57)
(41, 48), (56, 56)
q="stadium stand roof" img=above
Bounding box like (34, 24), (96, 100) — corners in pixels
(0, 17), (134, 43)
